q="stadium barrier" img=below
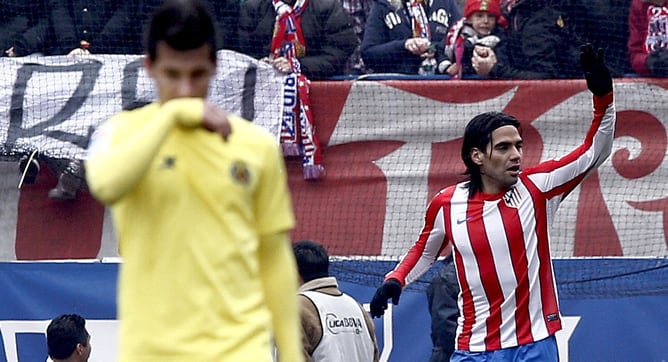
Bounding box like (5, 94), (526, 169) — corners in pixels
(0, 260), (667, 362)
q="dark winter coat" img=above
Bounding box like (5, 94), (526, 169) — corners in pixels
(0, 1), (50, 56)
(426, 254), (460, 362)
(238, 0), (357, 79)
(490, 0), (582, 79)
(560, 0), (631, 76)
(144, 0), (240, 52)
(47, 0), (144, 55)
(361, 0), (461, 74)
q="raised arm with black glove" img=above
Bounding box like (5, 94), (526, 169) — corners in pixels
(369, 278), (402, 318)
(580, 43), (613, 97)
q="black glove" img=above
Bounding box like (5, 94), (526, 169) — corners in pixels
(646, 48), (668, 77)
(580, 43), (612, 97)
(369, 278), (402, 318)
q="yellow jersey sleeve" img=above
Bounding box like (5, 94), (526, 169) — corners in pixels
(258, 232), (303, 362)
(85, 98), (204, 204)
(253, 135), (295, 236)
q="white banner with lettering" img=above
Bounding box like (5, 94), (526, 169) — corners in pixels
(0, 50), (283, 160)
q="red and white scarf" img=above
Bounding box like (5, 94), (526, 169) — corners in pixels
(445, 18), (466, 79)
(272, 0), (324, 180)
(408, 0), (431, 40)
(407, 0), (436, 73)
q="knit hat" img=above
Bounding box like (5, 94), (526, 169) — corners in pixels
(464, 0), (503, 19)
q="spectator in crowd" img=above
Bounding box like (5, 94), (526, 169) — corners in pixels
(628, 0), (668, 76)
(238, 0), (357, 79)
(561, 0), (632, 76)
(1, 1), (49, 57)
(369, 45), (614, 360)
(21, 1), (141, 196)
(16, 152), (84, 201)
(46, 314), (91, 362)
(144, 0), (240, 51)
(48, 0), (239, 200)
(293, 240), (379, 362)
(84, 1), (302, 360)
(45, 125), (96, 200)
(341, 0), (375, 74)
(439, 0), (505, 78)
(18, 152), (40, 187)
(48, 158), (85, 200)
(46, 0), (144, 55)
(472, 0), (583, 79)
(361, 0), (462, 75)
(425, 254), (460, 362)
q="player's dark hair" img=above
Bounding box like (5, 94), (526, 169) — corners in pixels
(145, 0), (217, 61)
(293, 240), (330, 282)
(47, 314), (89, 359)
(461, 111), (521, 197)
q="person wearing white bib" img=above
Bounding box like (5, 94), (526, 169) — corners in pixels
(293, 240), (379, 362)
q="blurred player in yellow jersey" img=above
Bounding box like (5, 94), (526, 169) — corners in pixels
(84, 0), (303, 360)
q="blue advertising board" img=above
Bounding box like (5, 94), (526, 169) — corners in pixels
(0, 260), (667, 361)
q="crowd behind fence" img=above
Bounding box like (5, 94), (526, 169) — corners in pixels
(1, 0), (659, 79)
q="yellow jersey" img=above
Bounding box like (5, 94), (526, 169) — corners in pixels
(85, 99), (300, 361)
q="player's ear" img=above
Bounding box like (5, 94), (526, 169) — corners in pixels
(470, 148), (484, 165)
(143, 55), (154, 77)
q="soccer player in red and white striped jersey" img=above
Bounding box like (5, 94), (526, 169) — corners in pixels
(370, 44), (615, 361)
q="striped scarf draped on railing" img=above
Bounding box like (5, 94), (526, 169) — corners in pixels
(272, 0), (324, 180)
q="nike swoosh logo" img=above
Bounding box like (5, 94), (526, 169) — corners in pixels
(456, 217), (469, 225)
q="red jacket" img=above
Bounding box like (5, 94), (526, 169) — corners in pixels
(628, 0), (668, 75)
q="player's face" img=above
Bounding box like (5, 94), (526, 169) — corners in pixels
(145, 41), (216, 103)
(470, 11), (497, 35)
(474, 125), (522, 194)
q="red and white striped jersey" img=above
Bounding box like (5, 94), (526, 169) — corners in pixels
(386, 93), (615, 352)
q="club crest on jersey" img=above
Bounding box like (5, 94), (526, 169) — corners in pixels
(503, 187), (521, 208)
(230, 161), (251, 185)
